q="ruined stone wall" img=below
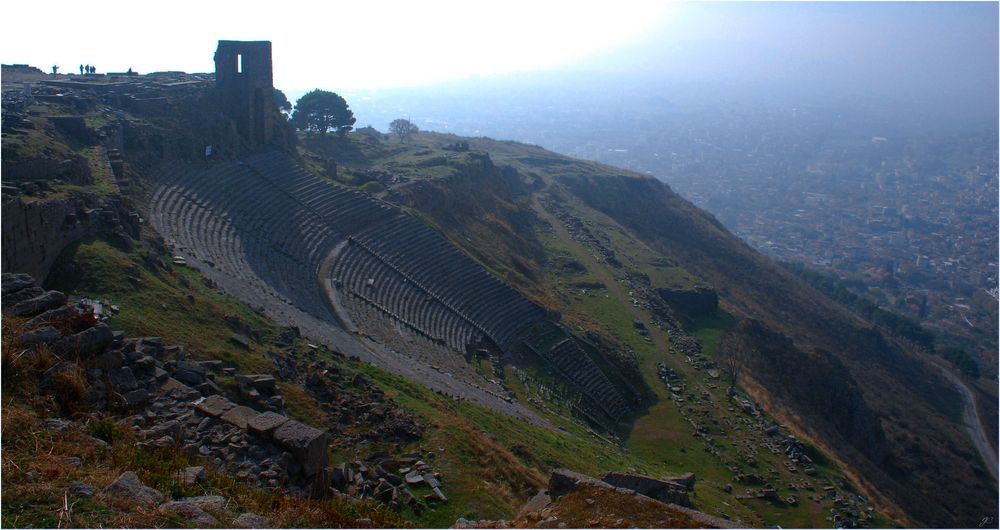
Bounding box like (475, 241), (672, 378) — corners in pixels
(214, 41), (274, 146)
(1, 155), (92, 184)
(1, 195), (138, 281)
(1, 196), (100, 280)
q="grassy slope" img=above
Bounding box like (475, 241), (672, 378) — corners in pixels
(551, 168), (996, 527)
(30, 232), (722, 527)
(309, 131), (905, 528)
(395, 132), (991, 527)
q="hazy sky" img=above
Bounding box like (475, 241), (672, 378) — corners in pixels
(0, 0), (674, 90)
(2, 1), (996, 118)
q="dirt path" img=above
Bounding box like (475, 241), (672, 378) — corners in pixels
(936, 365), (998, 481)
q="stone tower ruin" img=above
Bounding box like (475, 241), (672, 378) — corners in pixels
(214, 40), (274, 145)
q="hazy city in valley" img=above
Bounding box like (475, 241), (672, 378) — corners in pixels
(1, 2), (996, 529)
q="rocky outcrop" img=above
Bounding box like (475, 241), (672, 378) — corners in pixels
(100, 471), (165, 509)
(600, 471), (691, 507)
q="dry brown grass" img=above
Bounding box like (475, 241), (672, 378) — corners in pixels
(1, 311), (413, 528)
(511, 484), (703, 529)
(50, 363), (88, 413)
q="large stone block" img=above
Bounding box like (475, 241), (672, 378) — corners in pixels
(19, 325), (61, 345)
(95, 349), (125, 371)
(26, 305), (79, 328)
(173, 360), (207, 386)
(160, 378), (201, 401)
(601, 471), (690, 507)
(548, 468), (603, 498)
(237, 374), (276, 392)
(220, 405), (258, 429)
(109, 366), (138, 392)
(247, 411), (288, 439)
(121, 388), (150, 409)
(158, 500), (217, 526)
(12, 290), (66, 317)
(232, 512), (268, 528)
(273, 420), (329, 476)
(195, 394), (234, 418)
(60, 323), (114, 357)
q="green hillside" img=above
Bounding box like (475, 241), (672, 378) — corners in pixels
(2, 67), (994, 528)
(300, 129), (996, 527)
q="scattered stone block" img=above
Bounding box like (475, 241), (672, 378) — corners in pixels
(601, 471), (691, 506)
(198, 360), (224, 372)
(523, 490), (552, 512)
(195, 394), (234, 418)
(148, 419), (181, 440)
(25, 305), (79, 328)
(548, 468), (601, 498)
(183, 494), (226, 511)
(95, 349), (125, 371)
(173, 360), (207, 386)
(196, 379), (223, 396)
(110, 366), (138, 391)
(230, 333), (250, 349)
(60, 323), (114, 357)
(101, 471), (165, 508)
(158, 500), (218, 526)
(238, 374), (276, 391)
(19, 325), (61, 345)
(273, 420), (329, 476)
(13, 290), (67, 317)
(121, 388), (150, 409)
(41, 418), (72, 432)
(232, 512), (268, 528)
(68, 480), (97, 497)
(220, 405), (258, 429)
(247, 411), (288, 439)
(177, 466), (206, 485)
(160, 378), (200, 401)
(664, 472), (696, 491)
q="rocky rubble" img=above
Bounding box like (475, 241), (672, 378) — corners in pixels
(97, 470), (268, 527)
(3, 271), (444, 517)
(330, 451), (448, 514)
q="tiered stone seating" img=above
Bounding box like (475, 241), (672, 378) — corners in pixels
(522, 322), (631, 425)
(350, 219), (545, 351)
(331, 242), (484, 351)
(149, 159), (339, 320)
(150, 151), (635, 425)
